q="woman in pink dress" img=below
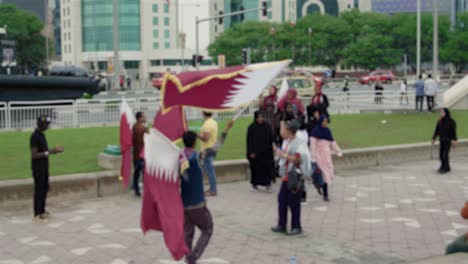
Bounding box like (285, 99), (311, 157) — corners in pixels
(309, 115), (342, 202)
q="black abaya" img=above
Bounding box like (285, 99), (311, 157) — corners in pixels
(247, 120), (274, 186)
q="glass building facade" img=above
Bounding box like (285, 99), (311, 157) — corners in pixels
(371, 0), (452, 14)
(223, 0), (271, 29)
(82, 0), (140, 52)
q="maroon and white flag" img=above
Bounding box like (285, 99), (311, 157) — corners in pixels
(119, 98), (136, 187)
(140, 129), (189, 260)
(160, 60), (291, 111)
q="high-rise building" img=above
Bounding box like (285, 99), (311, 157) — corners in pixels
(61, 0), (211, 79)
(209, 0), (372, 43)
(370, 0), (453, 14)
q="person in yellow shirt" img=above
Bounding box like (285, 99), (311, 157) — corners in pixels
(198, 112), (219, 196)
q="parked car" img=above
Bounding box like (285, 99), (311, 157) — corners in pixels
(272, 76), (318, 98)
(151, 72), (165, 89)
(359, 70), (395, 85)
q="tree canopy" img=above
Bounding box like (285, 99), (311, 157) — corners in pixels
(0, 3), (46, 71)
(208, 9), (462, 72)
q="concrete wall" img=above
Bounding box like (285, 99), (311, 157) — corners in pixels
(2, 140), (467, 207)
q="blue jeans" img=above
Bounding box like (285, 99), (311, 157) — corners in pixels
(133, 159), (145, 194)
(203, 153), (217, 193)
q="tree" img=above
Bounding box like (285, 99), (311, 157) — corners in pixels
(344, 32), (402, 71)
(0, 4), (46, 71)
(294, 14), (351, 70)
(440, 13), (468, 73)
(208, 21), (275, 66)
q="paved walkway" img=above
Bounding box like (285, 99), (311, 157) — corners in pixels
(1, 157), (468, 264)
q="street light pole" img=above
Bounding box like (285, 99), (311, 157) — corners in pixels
(44, 0), (49, 66)
(433, 0), (439, 81)
(308, 27), (312, 66)
(416, 0), (421, 77)
(112, 0), (120, 90)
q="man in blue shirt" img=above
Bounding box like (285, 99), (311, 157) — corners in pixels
(414, 75), (425, 112)
(180, 121), (233, 264)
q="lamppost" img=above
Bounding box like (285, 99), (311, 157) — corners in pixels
(308, 27), (312, 66)
(270, 27), (275, 61)
(179, 2), (200, 72)
(432, 0), (439, 81)
(290, 21), (296, 64)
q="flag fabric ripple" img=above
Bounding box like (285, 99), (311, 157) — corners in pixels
(119, 98), (136, 187)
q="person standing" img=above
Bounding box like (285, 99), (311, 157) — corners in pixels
(374, 80), (384, 104)
(132, 112), (148, 197)
(310, 116), (342, 202)
(247, 111), (274, 192)
(198, 112), (219, 196)
(400, 80), (409, 105)
(259, 86), (278, 140)
(425, 74), (438, 112)
(271, 120), (308, 236)
(414, 75), (425, 112)
(432, 108), (457, 174)
(277, 89), (305, 116)
(30, 116), (64, 223)
(309, 85), (330, 122)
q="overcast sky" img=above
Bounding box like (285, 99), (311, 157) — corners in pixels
(178, 0), (210, 50)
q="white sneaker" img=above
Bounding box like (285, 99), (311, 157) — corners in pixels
(250, 185), (259, 192)
(266, 186), (273, 193)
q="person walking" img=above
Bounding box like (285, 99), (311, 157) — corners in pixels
(198, 112), (219, 196)
(296, 117), (312, 204)
(30, 116), (64, 223)
(432, 108), (457, 174)
(271, 120), (308, 236)
(425, 74), (438, 112)
(310, 116), (342, 202)
(132, 112), (148, 197)
(414, 75), (425, 112)
(247, 111), (275, 192)
(309, 85), (330, 122)
(400, 80), (409, 105)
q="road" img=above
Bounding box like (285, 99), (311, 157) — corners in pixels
(1, 156), (468, 263)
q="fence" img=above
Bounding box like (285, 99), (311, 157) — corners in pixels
(0, 90), (444, 131)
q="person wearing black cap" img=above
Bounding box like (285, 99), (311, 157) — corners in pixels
(30, 115), (64, 223)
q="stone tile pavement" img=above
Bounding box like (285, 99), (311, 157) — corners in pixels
(1, 156), (468, 264)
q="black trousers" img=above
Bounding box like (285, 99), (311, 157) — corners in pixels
(278, 182), (301, 229)
(439, 139), (452, 171)
(427, 96), (435, 111)
(415, 96), (424, 111)
(33, 168), (49, 216)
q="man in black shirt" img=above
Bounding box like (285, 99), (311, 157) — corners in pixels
(30, 115), (64, 223)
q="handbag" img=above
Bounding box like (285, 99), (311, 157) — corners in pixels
(311, 162), (324, 187)
(287, 165), (304, 193)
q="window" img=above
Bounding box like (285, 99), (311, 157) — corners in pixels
(153, 42), (159, 49)
(164, 29), (170, 39)
(164, 42), (170, 49)
(164, 17), (170, 26)
(153, 29), (159, 38)
(164, 3), (169, 13)
(150, 60), (161, 66)
(152, 4), (158, 12)
(124, 61), (139, 69)
(153, 17), (159, 25)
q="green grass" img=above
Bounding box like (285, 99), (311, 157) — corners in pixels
(1, 111), (467, 181)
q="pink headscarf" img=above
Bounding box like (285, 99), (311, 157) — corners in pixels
(277, 89), (304, 115)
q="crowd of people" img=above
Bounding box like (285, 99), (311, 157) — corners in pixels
(413, 74), (439, 112)
(248, 84), (342, 236)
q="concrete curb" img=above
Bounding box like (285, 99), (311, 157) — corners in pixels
(1, 140), (467, 207)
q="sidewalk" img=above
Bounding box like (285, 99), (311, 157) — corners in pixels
(1, 157), (468, 263)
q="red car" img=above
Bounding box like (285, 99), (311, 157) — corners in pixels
(151, 72), (165, 89)
(359, 70), (395, 85)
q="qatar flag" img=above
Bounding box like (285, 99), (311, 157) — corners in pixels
(141, 129), (189, 260)
(161, 60), (291, 112)
(153, 105), (187, 142)
(119, 98), (136, 187)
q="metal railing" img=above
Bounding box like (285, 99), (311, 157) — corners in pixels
(0, 90), (445, 131)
